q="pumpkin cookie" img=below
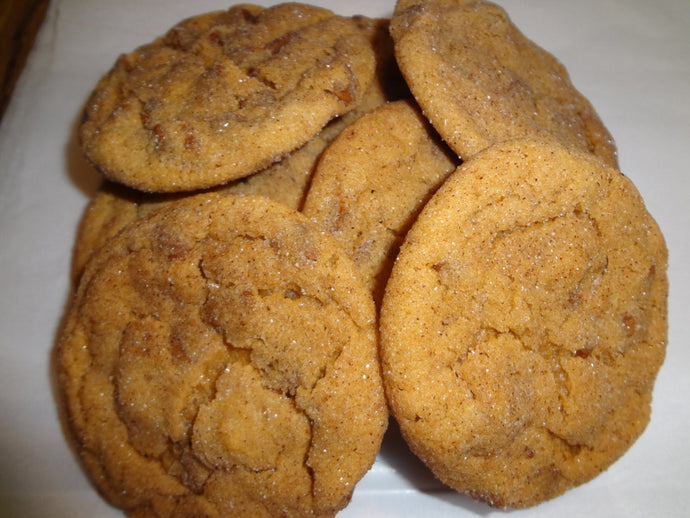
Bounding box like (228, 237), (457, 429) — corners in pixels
(390, 0), (618, 167)
(58, 193), (387, 517)
(380, 139), (667, 508)
(80, 3), (376, 192)
(303, 100), (458, 304)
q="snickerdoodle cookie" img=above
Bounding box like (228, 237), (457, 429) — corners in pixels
(58, 193), (387, 517)
(390, 0), (618, 167)
(380, 139), (667, 508)
(80, 3), (376, 192)
(303, 100), (457, 304)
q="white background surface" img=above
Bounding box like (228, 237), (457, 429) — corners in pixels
(1, 0), (688, 516)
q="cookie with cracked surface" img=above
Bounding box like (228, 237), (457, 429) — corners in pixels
(303, 100), (458, 305)
(79, 3), (376, 192)
(232, 16), (410, 209)
(390, 0), (618, 167)
(379, 139), (667, 508)
(72, 12), (405, 283)
(58, 192), (387, 517)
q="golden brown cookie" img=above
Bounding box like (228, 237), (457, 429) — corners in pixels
(316, 16), (410, 146)
(233, 16), (409, 209)
(380, 139), (667, 508)
(229, 16), (406, 204)
(58, 192), (387, 517)
(303, 100), (458, 304)
(390, 0), (618, 167)
(71, 131), (335, 286)
(80, 3), (376, 192)
(70, 183), (170, 286)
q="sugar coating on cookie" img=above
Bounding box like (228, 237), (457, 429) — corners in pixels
(380, 140), (667, 508)
(390, 0), (618, 167)
(70, 183), (179, 286)
(80, 3), (376, 192)
(72, 13), (407, 289)
(72, 130), (338, 286)
(71, 130), (352, 289)
(303, 100), (457, 304)
(59, 193), (387, 517)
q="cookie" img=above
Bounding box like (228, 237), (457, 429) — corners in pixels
(58, 193), (387, 517)
(379, 139), (667, 508)
(71, 133), (343, 288)
(390, 0), (618, 167)
(233, 16), (409, 207)
(79, 3), (376, 192)
(70, 129), (343, 285)
(303, 100), (458, 304)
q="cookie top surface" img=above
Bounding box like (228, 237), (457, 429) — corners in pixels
(390, 0), (618, 167)
(303, 100), (457, 304)
(380, 139), (667, 508)
(80, 3), (376, 192)
(71, 131), (334, 287)
(231, 16), (408, 210)
(59, 193), (387, 517)
(70, 182), (167, 286)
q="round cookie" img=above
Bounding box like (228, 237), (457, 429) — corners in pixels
(303, 100), (458, 305)
(58, 193), (387, 517)
(232, 16), (409, 208)
(80, 3), (376, 192)
(390, 0), (618, 167)
(380, 139), (667, 508)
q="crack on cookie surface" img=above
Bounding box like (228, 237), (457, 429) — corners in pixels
(380, 139), (667, 508)
(79, 4), (376, 192)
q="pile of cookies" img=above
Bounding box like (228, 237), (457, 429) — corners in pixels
(56, 0), (668, 516)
